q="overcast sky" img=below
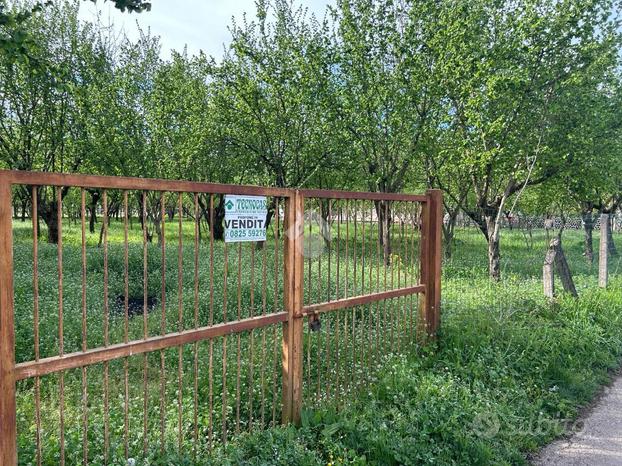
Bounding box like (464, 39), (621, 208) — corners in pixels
(78, 0), (334, 61)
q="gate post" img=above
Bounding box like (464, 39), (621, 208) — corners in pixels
(418, 189), (442, 342)
(282, 191), (304, 425)
(0, 175), (16, 465)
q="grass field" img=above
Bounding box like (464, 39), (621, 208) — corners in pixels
(11, 217), (622, 465)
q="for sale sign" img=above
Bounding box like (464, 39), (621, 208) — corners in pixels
(224, 195), (268, 242)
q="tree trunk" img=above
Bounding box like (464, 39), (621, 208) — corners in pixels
(89, 191), (100, 234)
(503, 211), (513, 230)
(197, 194), (225, 242)
(256, 198), (277, 250)
(581, 208), (594, 264)
(20, 198), (27, 222)
(205, 194), (225, 241)
(149, 202), (163, 246)
(485, 212), (501, 281)
(319, 199), (332, 247)
(442, 209), (459, 259)
(487, 235), (501, 281)
(40, 204), (59, 244)
(137, 193), (154, 243)
(375, 200), (392, 265)
(98, 222), (104, 247)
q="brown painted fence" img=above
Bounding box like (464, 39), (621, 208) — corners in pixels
(0, 170), (441, 465)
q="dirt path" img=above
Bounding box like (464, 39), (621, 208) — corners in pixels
(533, 376), (622, 465)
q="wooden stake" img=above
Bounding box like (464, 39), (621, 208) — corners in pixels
(543, 238), (578, 299)
(543, 245), (555, 299)
(599, 213), (609, 288)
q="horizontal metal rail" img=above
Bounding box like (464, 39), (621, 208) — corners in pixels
(15, 312), (287, 380)
(0, 170), (293, 197)
(0, 171), (430, 202)
(299, 188), (427, 202)
(301, 285), (425, 316)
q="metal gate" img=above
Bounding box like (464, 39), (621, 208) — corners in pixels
(0, 170), (441, 464)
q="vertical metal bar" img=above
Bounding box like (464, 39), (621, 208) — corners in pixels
(0, 177), (16, 466)
(271, 325), (278, 427)
(177, 193), (184, 452)
(366, 204), (373, 378)
(368, 203), (373, 293)
(306, 319), (311, 395)
(235, 242), (242, 434)
(123, 191), (129, 462)
(324, 291), (331, 401)
(335, 307), (341, 406)
(159, 193), (166, 455)
(316, 207), (322, 403)
(103, 190), (110, 465)
(318, 202), (322, 305)
(403, 207), (408, 348)
(383, 201), (389, 354)
(260, 235), (268, 428)
(351, 306), (357, 391)
(307, 208), (313, 303)
(316, 316), (322, 405)
(326, 201), (334, 399)
(271, 198), (280, 426)
(327, 200), (332, 302)
(306, 205), (311, 392)
(351, 202), (357, 389)
(335, 202), (341, 403)
(367, 204), (374, 380)
(248, 242), (256, 431)
(343, 303), (350, 398)
(343, 201), (350, 395)
(344, 199), (349, 299)
(57, 187), (65, 466)
(142, 191), (149, 459)
(376, 201), (381, 361)
(208, 194), (214, 450)
(222, 213), (229, 444)
(193, 194), (199, 458)
(353, 200), (358, 295)
(80, 189), (88, 465)
(390, 201), (396, 354)
(336, 203), (341, 298)
(396, 209), (402, 355)
(361, 200), (366, 294)
(406, 202), (417, 345)
(33, 187), (41, 466)
(360, 202), (366, 381)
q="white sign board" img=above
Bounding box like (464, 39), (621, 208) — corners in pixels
(224, 195), (268, 243)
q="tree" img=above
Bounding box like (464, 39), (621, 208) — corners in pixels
(561, 80), (622, 262)
(209, 0), (339, 190)
(331, 0), (439, 262)
(0, 2), (116, 242)
(0, 0), (150, 61)
(428, 0), (620, 279)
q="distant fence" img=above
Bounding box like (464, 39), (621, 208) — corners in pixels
(454, 213), (622, 231)
(0, 170), (441, 465)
